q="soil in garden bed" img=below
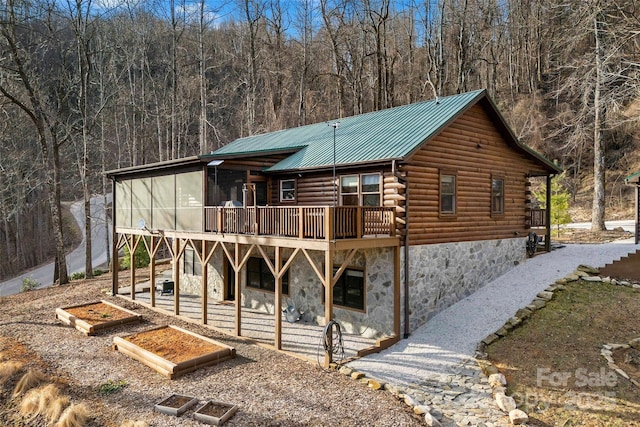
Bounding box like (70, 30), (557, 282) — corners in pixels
(66, 302), (132, 324)
(198, 402), (234, 418)
(160, 394), (194, 409)
(124, 327), (224, 364)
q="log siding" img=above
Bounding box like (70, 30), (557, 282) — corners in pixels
(403, 104), (547, 246)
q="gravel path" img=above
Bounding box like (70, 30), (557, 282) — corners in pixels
(347, 240), (639, 426)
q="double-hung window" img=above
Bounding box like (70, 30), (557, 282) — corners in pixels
(440, 172), (456, 215)
(491, 177), (505, 215)
(280, 179), (296, 202)
(340, 173), (381, 206)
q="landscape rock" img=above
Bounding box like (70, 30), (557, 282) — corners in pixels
(582, 276), (602, 282)
(630, 338), (640, 350)
(404, 394), (419, 407)
(488, 373), (506, 387)
(413, 405), (431, 415)
(367, 378), (385, 390)
(509, 409), (529, 425)
(339, 366), (353, 376)
(495, 393), (517, 412)
(537, 291), (554, 300)
(482, 334), (499, 346)
(565, 273), (580, 282)
(424, 412), (442, 427)
(351, 371), (365, 380)
(577, 264), (599, 274)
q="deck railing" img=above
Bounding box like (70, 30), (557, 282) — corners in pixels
(529, 208), (547, 227)
(204, 206), (396, 239)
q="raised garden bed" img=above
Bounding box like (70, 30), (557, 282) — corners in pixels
(56, 300), (142, 335)
(193, 401), (238, 425)
(154, 394), (198, 416)
(113, 325), (236, 379)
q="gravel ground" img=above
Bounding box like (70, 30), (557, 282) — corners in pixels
(0, 279), (423, 427)
(348, 241), (640, 386)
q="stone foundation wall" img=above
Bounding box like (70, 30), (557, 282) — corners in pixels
(179, 250), (225, 300)
(406, 237), (526, 332)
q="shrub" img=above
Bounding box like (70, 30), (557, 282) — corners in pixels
(98, 379), (127, 396)
(20, 277), (40, 292)
(92, 269), (106, 276)
(121, 242), (150, 270)
(70, 272), (85, 281)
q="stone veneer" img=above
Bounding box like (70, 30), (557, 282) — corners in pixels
(176, 237), (525, 339)
(406, 237), (526, 332)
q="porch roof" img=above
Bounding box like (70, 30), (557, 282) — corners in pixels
(205, 90), (561, 175)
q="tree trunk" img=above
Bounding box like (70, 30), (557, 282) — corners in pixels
(591, 14), (606, 231)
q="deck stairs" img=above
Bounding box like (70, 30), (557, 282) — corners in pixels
(598, 250), (640, 282)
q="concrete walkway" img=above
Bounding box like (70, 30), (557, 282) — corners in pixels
(347, 240), (639, 426)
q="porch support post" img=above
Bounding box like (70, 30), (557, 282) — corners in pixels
(234, 242), (242, 336)
(274, 246), (282, 350)
(149, 236), (156, 307)
(111, 178), (118, 296)
(393, 245), (401, 337)
(173, 238), (180, 316)
(130, 235), (137, 301)
(635, 186), (640, 245)
(201, 240), (208, 324)
(545, 174), (552, 252)
(324, 245), (334, 368)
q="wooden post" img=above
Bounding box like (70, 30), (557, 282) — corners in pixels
(173, 238), (180, 316)
(111, 178), (118, 296)
(298, 207), (304, 239)
(150, 236), (156, 307)
(393, 245), (401, 337)
(325, 206), (333, 241)
(545, 175), (552, 252)
(356, 207), (362, 238)
(234, 242), (242, 336)
(201, 240), (208, 324)
(636, 186), (640, 245)
(130, 235), (136, 301)
(274, 247), (282, 350)
(324, 246), (333, 368)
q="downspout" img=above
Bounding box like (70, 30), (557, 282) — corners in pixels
(393, 160), (410, 339)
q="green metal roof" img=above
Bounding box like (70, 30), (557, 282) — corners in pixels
(208, 89), (560, 174)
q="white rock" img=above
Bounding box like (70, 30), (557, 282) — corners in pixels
(495, 393), (517, 412)
(413, 405), (431, 415)
(424, 412), (442, 427)
(509, 409), (529, 425)
(404, 394), (419, 407)
(488, 373), (507, 387)
(583, 276), (602, 282)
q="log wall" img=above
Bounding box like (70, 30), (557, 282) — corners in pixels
(403, 103), (549, 246)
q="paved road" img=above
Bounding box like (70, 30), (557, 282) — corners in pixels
(0, 194), (111, 296)
(567, 219), (635, 232)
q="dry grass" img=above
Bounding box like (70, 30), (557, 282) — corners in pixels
(487, 280), (640, 426)
(47, 395), (71, 425)
(0, 360), (23, 385)
(13, 369), (47, 398)
(120, 421), (149, 427)
(19, 384), (61, 419)
(56, 403), (89, 427)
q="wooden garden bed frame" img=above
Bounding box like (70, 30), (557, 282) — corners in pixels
(56, 300), (142, 336)
(113, 325), (236, 379)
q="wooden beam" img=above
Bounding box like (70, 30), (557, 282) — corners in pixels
(274, 247), (282, 350)
(333, 248), (357, 287)
(173, 238), (180, 316)
(301, 248), (324, 283)
(393, 245), (401, 337)
(545, 175), (552, 252)
(201, 240), (208, 324)
(234, 242), (241, 337)
(324, 246), (333, 368)
(149, 236), (156, 307)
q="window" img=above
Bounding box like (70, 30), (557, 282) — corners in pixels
(246, 257), (289, 294)
(280, 179), (296, 201)
(183, 247), (202, 276)
(492, 177), (504, 215)
(333, 268), (365, 310)
(440, 173), (456, 214)
(340, 173), (381, 206)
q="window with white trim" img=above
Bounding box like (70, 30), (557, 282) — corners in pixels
(280, 179), (296, 201)
(340, 173), (381, 206)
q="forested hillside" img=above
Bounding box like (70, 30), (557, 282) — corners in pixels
(0, 0), (639, 281)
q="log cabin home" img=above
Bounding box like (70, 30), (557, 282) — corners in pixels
(107, 89), (560, 364)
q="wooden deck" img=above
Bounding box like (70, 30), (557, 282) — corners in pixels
(204, 205), (396, 240)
